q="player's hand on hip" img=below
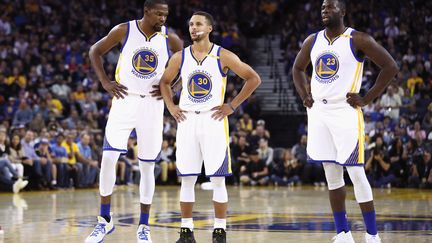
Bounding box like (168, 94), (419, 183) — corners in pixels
(211, 104), (234, 121)
(102, 81), (128, 99)
(346, 92), (366, 108)
(302, 95), (314, 108)
(168, 105), (186, 123)
(150, 84), (163, 100)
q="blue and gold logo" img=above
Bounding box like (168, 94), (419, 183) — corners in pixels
(315, 52), (339, 79)
(188, 72), (212, 100)
(132, 49), (158, 75)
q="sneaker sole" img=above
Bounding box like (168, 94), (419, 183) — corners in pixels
(96, 226), (115, 243)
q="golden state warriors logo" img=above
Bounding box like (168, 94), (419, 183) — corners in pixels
(187, 71), (213, 103)
(132, 49), (158, 76)
(314, 52), (340, 84)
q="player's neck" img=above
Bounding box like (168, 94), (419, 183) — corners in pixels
(325, 24), (346, 39)
(192, 39), (212, 53)
(138, 18), (156, 36)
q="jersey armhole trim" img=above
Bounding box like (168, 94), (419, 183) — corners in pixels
(120, 22), (130, 52)
(180, 48), (185, 73)
(310, 32), (318, 54)
(217, 46), (227, 77)
(165, 26), (171, 57)
(350, 30), (365, 62)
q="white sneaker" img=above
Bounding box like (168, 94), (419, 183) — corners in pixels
(365, 233), (381, 243)
(332, 231), (355, 243)
(12, 179), (28, 193)
(137, 224), (153, 243)
(85, 213), (115, 243)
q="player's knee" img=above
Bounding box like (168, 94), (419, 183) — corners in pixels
(181, 176), (197, 188)
(211, 177), (228, 203)
(210, 177), (225, 188)
(180, 176), (197, 202)
(323, 163), (344, 190)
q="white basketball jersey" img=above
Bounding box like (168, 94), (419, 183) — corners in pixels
(310, 27), (364, 102)
(115, 20), (170, 95)
(179, 44), (227, 111)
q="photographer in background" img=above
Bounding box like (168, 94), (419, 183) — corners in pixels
(365, 136), (396, 188)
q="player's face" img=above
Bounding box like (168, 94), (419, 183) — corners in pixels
(145, 4), (169, 31)
(189, 15), (212, 41)
(321, 0), (344, 27)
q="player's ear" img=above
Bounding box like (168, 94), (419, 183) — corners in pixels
(208, 25), (213, 33)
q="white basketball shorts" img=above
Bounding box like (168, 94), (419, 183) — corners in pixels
(306, 101), (365, 166)
(176, 111), (232, 177)
(103, 94), (163, 162)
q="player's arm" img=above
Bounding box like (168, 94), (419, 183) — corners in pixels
(211, 49), (261, 121)
(89, 23), (128, 99)
(160, 51), (186, 122)
(292, 34), (315, 108)
(346, 32), (399, 108)
(150, 32), (184, 99)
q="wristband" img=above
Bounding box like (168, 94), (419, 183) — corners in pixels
(228, 102), (236, 112)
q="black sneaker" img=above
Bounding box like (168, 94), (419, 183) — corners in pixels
(176, 227), (196, 243)
(212, 228), (226, 243)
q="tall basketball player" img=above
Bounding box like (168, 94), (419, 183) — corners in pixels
(160, 12), (261, 243)
(85, 1), (182, 242)
(293, 0), (398, 242)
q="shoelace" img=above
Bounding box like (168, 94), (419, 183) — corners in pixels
(138, 228), (149, 240)
(90, 223), (106, 237)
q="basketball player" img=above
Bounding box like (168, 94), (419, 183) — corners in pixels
(85, 1), (182, 242)
(159, 12), (261, 243)
(293, 0), (398, 242)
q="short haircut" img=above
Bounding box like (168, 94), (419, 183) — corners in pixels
(335, 0), (346, 10)
(144, 0), (168, 9)
(192, 11), (214, 27)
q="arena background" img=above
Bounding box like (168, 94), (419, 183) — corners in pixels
(0, 0), (431, 242)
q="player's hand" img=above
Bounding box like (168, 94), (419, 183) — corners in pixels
(150, 84), (163, 100)
(302, 95), (314, 108)
(346, 93), (367, 108)
(211, 104), (234, 121)
(102, 80), (128, 99)
(167, 105), (186, 123)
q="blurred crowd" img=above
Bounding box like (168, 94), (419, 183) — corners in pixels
(0, 0), (269, 192)
(1, 0), (431, 192)
(280, 0), (432, 189)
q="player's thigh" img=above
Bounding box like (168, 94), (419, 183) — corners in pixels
(200, 116), (231, 176)
(176, 113), (203, 176)
(104, 97), (136, 151)
(306, 106), (337, 161)
(327, 107), (362, 164)
(135, 99), (164, 160)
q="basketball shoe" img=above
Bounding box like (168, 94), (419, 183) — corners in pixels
(137, 224), (152, 243)
(365, 233), (381, 243)
(212, 228), (226, 243)
(176, 228), (196, 243)
(332, 231), (355, 243)
(85, 213), (115, 243)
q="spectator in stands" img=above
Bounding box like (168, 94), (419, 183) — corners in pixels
(240, 150), (269, 186)
(379, 85), (402, 121)
(22, 130), (53, 188)
(270, 149), (301, 186)
(408, 150), (432, 188)
(159, 140), (174, 184)
(50, 133), (68, 188)
(12, 100), (33, 127)
(257, 138), (273, 166)
(8, 134), (39, 189)
(77, 133), (99, 187)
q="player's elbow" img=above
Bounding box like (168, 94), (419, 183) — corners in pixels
(387, 60), (399, 77)
(250, 72), (262, 88)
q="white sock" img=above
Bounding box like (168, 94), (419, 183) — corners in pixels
(214, 218), (226, 230)
(181, 218), (194, 231)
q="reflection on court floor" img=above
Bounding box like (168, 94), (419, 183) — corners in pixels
(0, 186), (431, 242)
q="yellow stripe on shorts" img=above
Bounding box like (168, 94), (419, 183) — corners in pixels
(223, 117), (232, 173)
(356, 108), (365, 164)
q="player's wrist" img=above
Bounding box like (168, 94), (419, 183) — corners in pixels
(228, 102), (236, 112)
